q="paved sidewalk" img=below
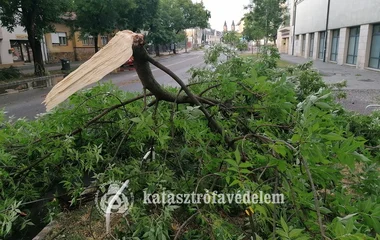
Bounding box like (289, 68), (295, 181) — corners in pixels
(281, 54), (380, 89)
(281, 54), (380, 114)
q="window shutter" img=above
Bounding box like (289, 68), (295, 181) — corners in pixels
(51, 33), (59, 44)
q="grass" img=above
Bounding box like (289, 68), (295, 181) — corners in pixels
(240, 53), (294, 68)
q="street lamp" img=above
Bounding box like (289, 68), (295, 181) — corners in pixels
(291, 0), (299, 56)
(323, 0), (331, 62)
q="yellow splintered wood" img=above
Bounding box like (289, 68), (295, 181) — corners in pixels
(43, 30), (135, 111)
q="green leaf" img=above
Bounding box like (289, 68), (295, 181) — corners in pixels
(234, 148), (241, 164)
(130, 117), (141, 123)
(229, 179), (240, 187)
(280, 217), (289, 233)
(239, 162), (253, 168)
(225, 159), (238, 167)
(352, 151), (371, 162)
(289, 228), (303, 238)
(315, 102), (332, 109)
(334, 221), (345, 237)
(321, 133), (345, 141)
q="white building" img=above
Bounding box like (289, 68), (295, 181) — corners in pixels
(280, 0), (380, 70)
(0, 25), (48, 65)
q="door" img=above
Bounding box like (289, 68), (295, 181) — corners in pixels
(346, 27), (360, 65)
(369, 24), (380, 69)
(330, 29), (340, 61)
(309, 33), (314, 57)
(302, 34), (306, 56)
(318, 31), (326, 59)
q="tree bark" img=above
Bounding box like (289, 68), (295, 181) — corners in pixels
(26, 29), (46, 77)
(94, 35), (99, 53)
(155, 44), (160, 56)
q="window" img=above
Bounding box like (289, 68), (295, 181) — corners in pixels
(82, 36), (94, 45)
(51, 33), (67, 46)
(309, 33), (314, 57)
(369, 24), (380, 69)
(101, 36), (108, 46)
(330, 29), (340, 61)
(302, 34), (306, 56)
(346, 27), (360, 65)
(318, 31), (326, 59)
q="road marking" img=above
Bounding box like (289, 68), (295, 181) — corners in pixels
(132, 56), (202, 77)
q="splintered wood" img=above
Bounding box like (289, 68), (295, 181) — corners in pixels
(43, 30), (136, 111)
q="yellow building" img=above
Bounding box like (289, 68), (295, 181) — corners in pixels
(44, 23), (110, 63)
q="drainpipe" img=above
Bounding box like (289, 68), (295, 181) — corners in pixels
(323, 0), (331, 62)
(291, 0), (297, 55)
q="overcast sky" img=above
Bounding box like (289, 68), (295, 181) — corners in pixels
(196, 0), (250, 31)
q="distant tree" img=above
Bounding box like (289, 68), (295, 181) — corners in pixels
(222, 31), (240, 47)
(147, 0), (210, 55)
(75, 0), (136, 53)
(244, 0), (287, 45)
(0, 0), (70, 76)
(123, 0), (159, 32)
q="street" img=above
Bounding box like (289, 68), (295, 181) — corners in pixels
(0, 51), (204, 119)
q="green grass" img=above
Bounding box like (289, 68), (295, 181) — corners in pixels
(240, 53), (294, 68)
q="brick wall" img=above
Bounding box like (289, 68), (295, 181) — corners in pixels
(74, 47), (95, 61)
(48, 52), (75, 64)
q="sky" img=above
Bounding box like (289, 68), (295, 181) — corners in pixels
(196, 0), (250, 31)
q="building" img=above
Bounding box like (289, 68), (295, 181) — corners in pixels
(282, 0), (380, 70)
(44, 23), (110, 63)
(236, 19), (245, 34)
(223, 21), (228, 32)
(0, 25), (48, 65)
(185, 28), (222, 47)
(0, 22), (111, 65)
(276, 0), (292, 54)
(231, 21), (236, 32)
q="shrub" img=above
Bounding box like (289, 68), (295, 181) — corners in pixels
(0, 66), (22, 81)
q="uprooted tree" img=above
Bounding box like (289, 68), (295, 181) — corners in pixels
(1, 31), (380, 239)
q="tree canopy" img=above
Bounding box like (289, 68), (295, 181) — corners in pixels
(74, 0), (137, 52)
(0, 0), (70, 76)
(147, 0), (210, 55)
(243, 0), (287, 44)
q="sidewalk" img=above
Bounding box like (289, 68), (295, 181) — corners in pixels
(281, 54), (380, 114)
(281, 54), (380, 90)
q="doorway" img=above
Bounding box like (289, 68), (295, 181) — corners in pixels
(10, 40), (32, 62)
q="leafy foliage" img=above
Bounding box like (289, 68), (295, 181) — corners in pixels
(244, 0), (287, 43)
(0, 67), (21, 82)
(146, 0), (210, 55)
(74, 0), (137, 52)
(0, 46), (379, 239)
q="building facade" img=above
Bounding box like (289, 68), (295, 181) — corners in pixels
(0, 25), (48, 65)
(283, 0), (380, 70)
(276, 0), (292, 54)
(0, 22), (110, 65)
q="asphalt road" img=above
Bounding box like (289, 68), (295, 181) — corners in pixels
(0, 51), (205, 119)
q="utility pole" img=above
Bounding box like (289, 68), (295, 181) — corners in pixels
(323, 0), (331, 62)
(291, 0), (298, 55)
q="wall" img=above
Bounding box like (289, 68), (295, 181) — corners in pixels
(295, 0), (328, 35)
(0, 26), (28, 64)
(44, 23), (75, 63)
(295, 0), (380, 35)
(329, 0), (380, 29)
